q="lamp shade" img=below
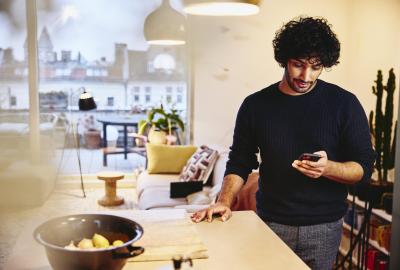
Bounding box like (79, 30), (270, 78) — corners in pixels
(79, 90), (96, 111)
(183, 0), (260, 16)
(144, 0), (186, 45)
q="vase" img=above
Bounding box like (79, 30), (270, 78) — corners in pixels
(148, 128), (167, 144)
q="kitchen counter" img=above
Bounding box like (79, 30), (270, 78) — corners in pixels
(4, 209), (309, 270)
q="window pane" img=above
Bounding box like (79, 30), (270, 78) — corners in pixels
(30, 0), (189, 174)
(0, 0), (58, 205)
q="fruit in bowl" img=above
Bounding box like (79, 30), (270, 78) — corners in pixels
(34, 214), (144, 270)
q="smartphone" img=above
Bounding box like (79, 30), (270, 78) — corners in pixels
(298, 153), (322, 162)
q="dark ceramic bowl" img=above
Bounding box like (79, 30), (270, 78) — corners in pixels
(34, 214), (144, 270)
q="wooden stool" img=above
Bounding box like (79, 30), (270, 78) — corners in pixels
(97, 171), (125, 206)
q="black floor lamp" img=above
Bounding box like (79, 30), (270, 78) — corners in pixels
(76, 87), (97, 198)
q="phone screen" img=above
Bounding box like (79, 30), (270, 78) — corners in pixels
(298, 153), (322, 162)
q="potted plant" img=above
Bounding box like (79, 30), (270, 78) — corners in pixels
(359, 69), (397, 208)
(82, 115), (102, 149)
(139, 105), (185, 145)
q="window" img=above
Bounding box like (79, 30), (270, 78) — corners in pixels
(107, 97), (114, 106)
(10, 96), (17, 106)
(177, 95), (182, 103)
(0, 0), (190, 175)
(153, 53), (176, 73)
(147, 62), (155, 73)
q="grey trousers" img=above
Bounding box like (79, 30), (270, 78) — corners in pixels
(265, 219), (343, 270)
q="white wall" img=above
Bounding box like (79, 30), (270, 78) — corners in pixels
(189, 0), (400, 148)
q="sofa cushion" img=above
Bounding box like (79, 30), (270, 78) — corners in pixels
(179, 145), (218, 183)
(186, 187), (213, 205)
(136, 171), (180, 198)
(138, 187), (187, 210)
(146, 144), (197, 174)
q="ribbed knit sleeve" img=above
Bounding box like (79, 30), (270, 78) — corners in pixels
(339, 94), (377, 183)
(224, 96), (259, 182)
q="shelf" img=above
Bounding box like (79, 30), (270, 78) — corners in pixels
(343, 223), (390, 255)
(347, 195), (392, 222)
(339, 246), (358, 265)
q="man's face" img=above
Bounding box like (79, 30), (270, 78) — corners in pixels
(284, 58), (323, 94)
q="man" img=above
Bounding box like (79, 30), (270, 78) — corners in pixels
(191, 17), (376, 270)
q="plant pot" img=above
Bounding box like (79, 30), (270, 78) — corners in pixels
(34, 214), (144, 270)
(148, 128), (167, 144)
(84, 130), (101, 149)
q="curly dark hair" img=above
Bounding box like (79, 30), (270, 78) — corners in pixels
(273, 17), (340, 68)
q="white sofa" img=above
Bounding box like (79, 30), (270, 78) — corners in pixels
(136, 149), (229, 212)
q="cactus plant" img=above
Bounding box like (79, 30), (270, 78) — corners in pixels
(369, 69), (397, 183)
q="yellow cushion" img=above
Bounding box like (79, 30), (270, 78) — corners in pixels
(146, 144), (197, 174)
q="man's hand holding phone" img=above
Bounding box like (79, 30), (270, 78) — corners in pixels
(292, 151), (328, 179)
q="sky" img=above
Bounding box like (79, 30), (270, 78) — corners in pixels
(0, 0), (184, 61)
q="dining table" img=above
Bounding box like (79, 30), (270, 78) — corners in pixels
(97, 114), (146, 166)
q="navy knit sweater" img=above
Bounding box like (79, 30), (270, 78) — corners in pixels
(225, 80), (376, 226)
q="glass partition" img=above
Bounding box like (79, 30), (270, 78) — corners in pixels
(1, 0), (189, 176)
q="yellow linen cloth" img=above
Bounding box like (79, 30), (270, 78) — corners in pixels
(128, 218), (208, 262)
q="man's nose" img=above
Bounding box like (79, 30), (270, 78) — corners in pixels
(299, 68), (311, 82)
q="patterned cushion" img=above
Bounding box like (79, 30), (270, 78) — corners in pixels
(179, 145), (218, 184)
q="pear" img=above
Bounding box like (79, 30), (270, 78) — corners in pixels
(64, 241), (78, 250)
(78, 238), (94, 249)
(92, 233), (110, 248)
(112, 240), (124, 247)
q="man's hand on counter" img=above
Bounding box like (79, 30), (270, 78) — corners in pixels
(190, 202), (232, 223)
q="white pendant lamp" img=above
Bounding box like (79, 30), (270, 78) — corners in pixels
(183, 0), (260, 16)
(144, 0), (186, 45)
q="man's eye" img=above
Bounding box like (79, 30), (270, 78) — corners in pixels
(293, 63), (303, 67)
(312, 65), (322, 70)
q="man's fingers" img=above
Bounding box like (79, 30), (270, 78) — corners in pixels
(299, 162), (322, 172)
(191, 204), (232, 223)
(302, 160), (324, 168)
(206, 207), (222, 222)
(221, 209), (231, 222)
(292, 162), (321, 178)
(191, 210), (207, 223)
